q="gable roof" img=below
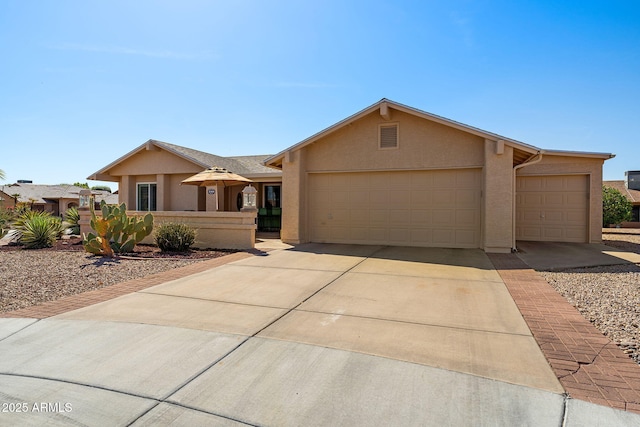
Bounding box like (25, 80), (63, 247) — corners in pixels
(88, 139), (280, 181)
(264, 98), (614, 168)
(604, 180), (640, 204)
(0, 183), (116, 205)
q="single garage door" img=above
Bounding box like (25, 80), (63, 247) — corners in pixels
(308, 169), (481, 248)
(516, 175), (589, 243)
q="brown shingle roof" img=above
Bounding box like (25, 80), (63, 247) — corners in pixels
(0, 184), (115, 205)
(88, 139), (281, 181)
(604, 180), (640, 204)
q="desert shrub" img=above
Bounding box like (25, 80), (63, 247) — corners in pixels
(154, 222), (196, 252)
(603, 186), (632, 226)
(17, 211), (63, 249)
(0, 207), (14, 237)
(63, 207), (80, 235)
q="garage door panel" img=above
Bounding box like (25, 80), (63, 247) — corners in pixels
(455, 169), (479, 186)
(456, 210), (477, 225)
(411, 228), (432, 244)
(309, 169), (481, 248)
(388, 172), (412, 187)
(411, 173), (433, 188)
(544, 194), (564, 205)
(432, 210), (455, 225)
(349, 227), (370, 241)
(455, 230), (478, 246)
(566, 193), (586, 206)
(389, 228), (410, 243)
(333, 191), (350, 207)
(348, 174), (370, 188)
(350, 192), (369, 205)
(543, 177), (565, 191)
(456, 189), (478, 206)
(565, 228), (586, 239)
(411, 210), (431, 225)
(369, 191), (389, 207)
(389, 190), (410, 205)
(369, 210), (389, 225)
(433, 190), (455, 205)
(389, 210), (410, 226)
(411, 191), (431, 207)
(543, 211), (564, 222)
(516, 175), (588, 243)
(567, 211), (587, 222)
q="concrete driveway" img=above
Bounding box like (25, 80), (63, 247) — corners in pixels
(0, 244), (638, 426)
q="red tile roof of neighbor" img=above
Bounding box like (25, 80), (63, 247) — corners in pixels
(604, 180), (640, 204)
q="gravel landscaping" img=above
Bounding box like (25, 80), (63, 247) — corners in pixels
(541, 231), (640, 365)
(0, 239), (231, 313)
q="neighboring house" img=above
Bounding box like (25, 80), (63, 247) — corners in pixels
(0, 189), (16, 209)
(264, 99), (613, 253)
(0, 183), (117, 217)
(87, 140), (283, 230)
(604, 171), (640, 227)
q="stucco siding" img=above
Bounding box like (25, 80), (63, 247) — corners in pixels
(483, 141), (514, 252)
(108, 148), (203, 176)
(304, 110), (484, 172)
(281, 150), (307, 244)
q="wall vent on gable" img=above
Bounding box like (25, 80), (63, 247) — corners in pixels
(379, 124), (398, 149)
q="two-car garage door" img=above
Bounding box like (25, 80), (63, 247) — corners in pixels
(516, 175), (589, 243)
(308, 169), (481, 248)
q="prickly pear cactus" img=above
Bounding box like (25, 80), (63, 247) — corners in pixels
(83, 200), (154, 257)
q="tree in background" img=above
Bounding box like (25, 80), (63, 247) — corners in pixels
(0, 169), (5, 180)
(72, 182), (90, 189)
(602, 186), (632, 227)
(91, 185), (112, 193)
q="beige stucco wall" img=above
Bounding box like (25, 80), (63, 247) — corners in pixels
(483, 140), (514, 253)
(278, 106), (607, 251)
(106, 148), (280, 212)
(130, 210), (257, 250)
(281, 149), (307, 243)
(109, 149), (203, 176)
(516, 155), (605, 243)
(304, 110), (485, 172)
(281, 108), (490, 246)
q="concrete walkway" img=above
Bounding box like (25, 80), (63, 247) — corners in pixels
(1, 244), (639, 426)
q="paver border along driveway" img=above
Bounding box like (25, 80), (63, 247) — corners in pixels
(1, 244), (639, 426)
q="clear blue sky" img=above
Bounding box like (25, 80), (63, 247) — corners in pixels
(1, 0), (638, 191)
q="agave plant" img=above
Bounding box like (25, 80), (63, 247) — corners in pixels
(63, 207), (80, 235)
(17, 211), (63, 249)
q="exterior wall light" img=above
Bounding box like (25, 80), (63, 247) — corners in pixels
(241, 184), (258, 211)
(79, 189), (92, 209)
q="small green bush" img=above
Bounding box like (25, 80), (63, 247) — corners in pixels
(603, 186), (632, 226)
(154, 222), (196, 252)
(17, 211), (63, 249)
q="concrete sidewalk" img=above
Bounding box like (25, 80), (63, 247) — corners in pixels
(1, 244), (639, 426)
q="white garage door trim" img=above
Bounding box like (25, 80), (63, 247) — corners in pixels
(516, 174), (589, 243)
(308, 168), (482, 248)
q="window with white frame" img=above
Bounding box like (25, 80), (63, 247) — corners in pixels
(137, 183), (157, 211)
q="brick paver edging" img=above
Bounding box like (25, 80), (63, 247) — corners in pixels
(0, 252), (253, 319)
(488, 253), (640, 414)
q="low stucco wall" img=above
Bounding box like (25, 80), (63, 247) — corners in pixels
(129, 210), (257, 250)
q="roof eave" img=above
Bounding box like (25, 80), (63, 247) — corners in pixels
(542, 149), (615, 160)
(263, 98), (546, 167)
(86, 139), (213, 181)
